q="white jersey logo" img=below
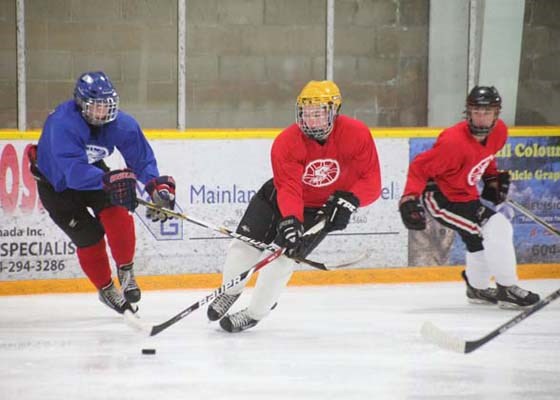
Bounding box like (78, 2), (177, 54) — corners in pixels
(302, 158), (340, 187)
(86, 145), (110, 164)
(467, 155), (494, 186)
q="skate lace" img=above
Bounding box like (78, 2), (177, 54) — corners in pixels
(118, 267), (139, 291)
(228, 309), (254, 328)
(102, 284), (126, 307)
(507, 285), (530, 299)
(213, 294), (239, 314)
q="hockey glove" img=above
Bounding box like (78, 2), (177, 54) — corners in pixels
(26, 144), (43, 181)
(145, 175), (176, 222)
(274, 216), (305, 257)
(481, 171), (510, 205)
(319, 191), (360, 232)
(102, 169), (138, 212)
(399, 195), (426, 230)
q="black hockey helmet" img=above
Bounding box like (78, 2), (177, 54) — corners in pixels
(466, 86), (502, 137)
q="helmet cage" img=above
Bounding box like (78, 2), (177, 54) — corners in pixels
(465, 86), (502, 138)
(295, 81), (342, 141)
(296, 102), (338, 141)
(466, 105), (500, 138)
(76, 96), (119, 126)
(74, 72), (120, 126)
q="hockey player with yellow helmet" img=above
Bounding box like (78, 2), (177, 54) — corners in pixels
(208, 80), (382, 333)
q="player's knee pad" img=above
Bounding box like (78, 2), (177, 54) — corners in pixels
(50, 212), (105, 248)
(481, 212), (517, 285)
(222, 240), (262, 291)
(99, 206), (135, 265)
(482, 212), (513, 242)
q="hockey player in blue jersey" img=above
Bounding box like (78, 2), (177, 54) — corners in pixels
(28, 71), (176, 314)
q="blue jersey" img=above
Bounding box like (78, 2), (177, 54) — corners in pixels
(37, 100), (159, 192)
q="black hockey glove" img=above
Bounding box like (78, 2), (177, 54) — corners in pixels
(274, 216), (305, 257)
(481, 171), (510, 205)
(102, 169), (138, 212)
(319, 191), (360, 232)
(398, 195), (426, 230)
(145, 175), (176, 222)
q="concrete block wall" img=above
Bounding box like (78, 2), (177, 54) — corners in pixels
(0, 0), (558, 129)
(0, 0), (17, 128)
(516, 0), (560, 125)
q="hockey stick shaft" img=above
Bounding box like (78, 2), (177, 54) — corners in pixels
(137, 198), (329, 270)
(421, 288), (560, 354)
(464, 287), (560, 353)
(124, 219), (326, 336)
(148, 247), (285, 336)
(507, 199), (560, 237)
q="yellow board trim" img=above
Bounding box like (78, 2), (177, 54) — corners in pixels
(1, 264), (558, 296)
(2, 126), (560, 141)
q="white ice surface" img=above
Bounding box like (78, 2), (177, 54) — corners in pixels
(1, 279), (559, 400)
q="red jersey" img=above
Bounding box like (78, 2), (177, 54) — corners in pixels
(403, 119), (507, 202)
(271, 114), (382, 221)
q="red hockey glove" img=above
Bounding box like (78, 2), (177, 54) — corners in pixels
(26, 144), (43, 181)
(481, 170), (510, 205)
(145, 175), (176, 222)
(399, 195), (426, 230)
(102, 169), (138, 212)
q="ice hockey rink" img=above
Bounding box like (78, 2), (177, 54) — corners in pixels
(1, 279), (559, 400)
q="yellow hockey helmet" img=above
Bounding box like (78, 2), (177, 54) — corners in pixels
(296, 80), (342, 141)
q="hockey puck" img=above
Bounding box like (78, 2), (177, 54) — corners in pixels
(142, 348), (156, 355)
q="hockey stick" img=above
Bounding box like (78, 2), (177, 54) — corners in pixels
(137, 198), (359, 270)
(124, 247), (286, 337)
(124, 220), (325, 337)
(507, 199), (560, 237)
(421, 288), (560, 354)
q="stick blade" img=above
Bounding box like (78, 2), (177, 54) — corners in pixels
(420, 321), (467, 354)
(123, 310), (153, 337)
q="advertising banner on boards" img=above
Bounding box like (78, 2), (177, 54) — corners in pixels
(407, 136), (560, 266)
(0, 137), (409, 281)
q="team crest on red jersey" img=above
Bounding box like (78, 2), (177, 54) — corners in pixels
(467, 155), (494, 185)
(302, 158), (340, 187)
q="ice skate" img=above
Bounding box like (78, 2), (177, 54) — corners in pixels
(496, 283), (540, 309)
(99, 281), (138, 314)
(207, 293), (241, 321)
(117, 263), (141, 303)
(219, 308), (259, 333)
(461, 270), (498, 305)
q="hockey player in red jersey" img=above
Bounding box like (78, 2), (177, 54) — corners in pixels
(399, 86), (540, 309)
(208, 80), (382, 332)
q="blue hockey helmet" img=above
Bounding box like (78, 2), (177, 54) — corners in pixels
(74, 71), (119, 126)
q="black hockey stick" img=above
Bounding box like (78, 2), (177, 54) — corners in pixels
(137, 198), (362, 270)
(124, 219), (326, 336)
(421, 287), (560, 354)
(507, 199), (560, 237)
(124, 247), (286, 337)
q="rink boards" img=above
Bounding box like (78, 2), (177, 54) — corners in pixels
(0, 127), (559, 294)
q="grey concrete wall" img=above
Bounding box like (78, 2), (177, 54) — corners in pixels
(0, 0), (17, 128)
(1, 0), (557, 130)
(516, 0), (560, 125)
(23, 0), (178, 129)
